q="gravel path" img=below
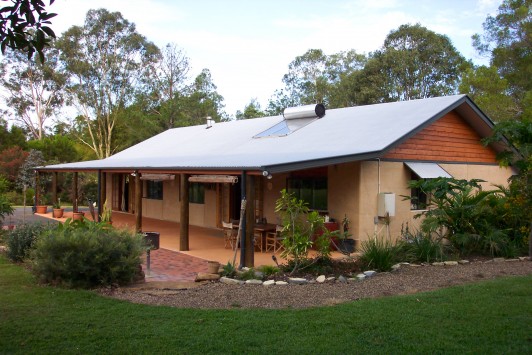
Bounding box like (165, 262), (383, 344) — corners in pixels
(101, 259), (531, 309)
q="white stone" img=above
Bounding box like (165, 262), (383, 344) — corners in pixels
(432, 262), (444, 266)
(410, 264), (421, 267)
(288, 277), (308, 285)
(220, 277), (242, 285)
(400, 262), (410, 265)
(391, 264), (401, 271)
(519, 257), (530, 261)
(275, 281), (288, 285)
(316, 275), (326, 283)
(263, 280), (276, 286)
(493, 258), (505, 263)
(505, 258), (520, 262)
(444, 261), (458, 266)
(458, 260), (470, 264)
(356, 273), (366, 280)
(326, 277), (336, 282)
(245, 279), (263, 285)
(348, 278), (357, 282)
(363, 270), (377, 277)
(338, 275), (347, 283)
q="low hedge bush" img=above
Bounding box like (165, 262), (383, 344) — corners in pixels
(359, 235), (400, 271)
(6, 223), (53, 262)
(31, 220), (145, 288)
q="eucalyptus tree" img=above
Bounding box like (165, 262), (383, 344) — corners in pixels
(235, 98), (266, 119)
(143, 42), (191, 130)
(369, 24), (467, 102)
(0, 46), (65, 140)
(470, 0), (531, 120)
(57, 9), (159, 159)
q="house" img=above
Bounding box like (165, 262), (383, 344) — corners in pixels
(38, 94), (513, 266)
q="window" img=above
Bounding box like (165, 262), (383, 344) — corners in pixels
(287, 177), (327, 211)
(146, 180), (163, 200)
(189, 182), (205, 204)
(410, 172), (427, 210)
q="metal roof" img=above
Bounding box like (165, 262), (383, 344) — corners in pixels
(39, 95), (497, 173)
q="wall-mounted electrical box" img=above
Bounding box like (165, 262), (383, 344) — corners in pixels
(377, 192), (395, 217)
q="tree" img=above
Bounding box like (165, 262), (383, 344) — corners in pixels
(27, 134), (80, 163)
(0, 45), (65, 140)
(0, 0), (56, 61)
(17, 149), (44, 218)
(143, 43), (190, 130)
(0, 145), (28, 184)
(57, 9), (159, 159)
(0, 118), (27, 151)
(483, 117), (532, 256)
(472, 0), (531, 120)
(235, 98), (266, 119)
(368, 24), (467, 102)
(459, 65), (516, 122)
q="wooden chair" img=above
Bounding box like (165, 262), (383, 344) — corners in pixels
(222, 221), (238, 250)
(265, 225), (284, 253)
(253, 231), (263, 252)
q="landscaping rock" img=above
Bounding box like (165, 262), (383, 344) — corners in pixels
(263, 280), (276, 286)
(338, 275), (347, 283)
(505, 258), (520, 262)
(288, 277), (308, 285)
(391, 264), (401, 271)
(432, 262), (445, 266)
(444, 261), (458, 266)
(363, 270), (377, 277)
(316, 275), (326, 283)
(400, 262), (410, 265)
(245, 279), (263, 285)
(519, 257), (530, 261)
(195, 273), (221, 282)
(220, 277), (243, 285)
(493, 258), (505, 263)
(326, 277), (336, 282)
(348, 278), (357, 282)
(356, 273), (366, 280)
(275, 281), (288, 286)
(458, 260), (470, 265)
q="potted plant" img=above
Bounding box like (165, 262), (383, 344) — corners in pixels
(52, 198), (64, 218)
(72, 199), (84, 221)
(337, 215), (356, 253)
(35, 197), (48, 214)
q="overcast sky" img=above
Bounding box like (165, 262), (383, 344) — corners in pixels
(51, 0), (500, 117)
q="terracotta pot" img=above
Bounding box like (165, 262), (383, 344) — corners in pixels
(72, 212), (85, 221)
(53, 208), (64, 218)
(35, 205), (48, 214)
(207, 261), (221, 274)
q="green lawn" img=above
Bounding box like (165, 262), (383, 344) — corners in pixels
(1, 255), (530, 354)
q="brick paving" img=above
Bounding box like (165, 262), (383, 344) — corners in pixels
(142, 248), (210, 282)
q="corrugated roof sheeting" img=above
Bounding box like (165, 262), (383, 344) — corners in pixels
(39, 95), (491, 173)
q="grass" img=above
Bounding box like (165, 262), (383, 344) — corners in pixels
(1, 255), (531, 354)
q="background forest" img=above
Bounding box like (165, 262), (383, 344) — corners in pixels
(0, 0), (530, 209)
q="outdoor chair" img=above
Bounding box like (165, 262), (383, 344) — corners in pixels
(222, 221), (238, 250)
(265, 225), (284, 253)
(253, 230), (263, 252)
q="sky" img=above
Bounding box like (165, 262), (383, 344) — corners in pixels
(50, 0), (501, 117)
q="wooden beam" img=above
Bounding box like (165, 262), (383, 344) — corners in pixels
(135, 171), (142, 233)
(244, 174), (255, 267)
(73, 172), (78, 212)
(180, 174), (190, 251)
(51, 172), (57, 206)
(35, 171), (40, 206)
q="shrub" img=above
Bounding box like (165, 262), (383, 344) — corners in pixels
(398, 223), (448, 263)
(6, 223), (53, 262)
(0, 194), (14, 226)
(359, 235), (399, 272)
(31, 221), (144, 288)
(257, 264), (280, 277)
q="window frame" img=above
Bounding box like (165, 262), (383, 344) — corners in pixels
(189, 182), (205, 204)
(146, 180), (163, 200)
(410, 172), (428, 211)
(287, 176), (328, 211)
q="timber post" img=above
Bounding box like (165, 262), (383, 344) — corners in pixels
(34, 171), (40, 206)
(244, 174), (255, 267)
(180, 173), (189, 251)
(52, 172), (57, 206)
(73, 172), (78, 212)
(97, 170), (101, 222)
(135, 171), (142, 233)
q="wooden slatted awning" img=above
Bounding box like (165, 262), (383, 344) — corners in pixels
(140, 174), (175, 181)
(189, 175), (238, 184)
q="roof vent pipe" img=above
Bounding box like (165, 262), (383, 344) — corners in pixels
(206, 116), (214, 129)
(283, 103), (325, 120)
